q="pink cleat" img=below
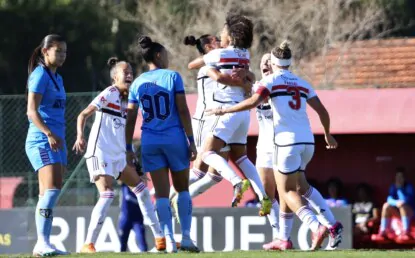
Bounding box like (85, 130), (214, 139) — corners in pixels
(310, 225), (329, 250)
(263, 238), (293, 251)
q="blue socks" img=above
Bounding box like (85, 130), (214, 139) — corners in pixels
(402, 216), (410, 232)
(156, 198), (174, 241)
(36, 189), (61, 244)
(380, 218), (390, 232)
(177, 191), (192, 239)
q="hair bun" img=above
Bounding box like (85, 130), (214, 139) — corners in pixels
(184, 35), (197, 46)
(279, 40), (291, 50)
(139, 36), (153, 49)
(107, 57), (119, 68)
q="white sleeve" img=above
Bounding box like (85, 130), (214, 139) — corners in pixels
(203, 49), (221, 66)
(255, 76), (273, 97)
(90, 89), (112, 110)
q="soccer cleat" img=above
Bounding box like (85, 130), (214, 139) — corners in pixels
(32, 243), (58, 257)
(231, 179), (250, 207)
(396, 232), (412, 243)
(328, 221), (343, 248)
(259, 197), (272, 216)
(80, 243), (96, 253)
(155, 237), (166, 251)
(170, 196), (180, 224)
(310, 225), (329, 250)
(180, 238), (200, 253)
(263, 238), (293, 251)
(166, 240), (178, 253)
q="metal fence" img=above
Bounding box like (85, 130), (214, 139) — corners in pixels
(0, 92), (122, 207)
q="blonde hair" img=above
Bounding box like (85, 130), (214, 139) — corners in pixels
(279, 40), (291, 50)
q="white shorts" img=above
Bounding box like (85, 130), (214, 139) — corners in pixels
(86, 156), (126, 183)
(209, 110), (250, 145)
(192, 118), (230, 152)
(256, 149), (273, 169)
(273, 144), (314, 174)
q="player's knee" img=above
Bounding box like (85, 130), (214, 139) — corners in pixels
(382, 202), (391, 211)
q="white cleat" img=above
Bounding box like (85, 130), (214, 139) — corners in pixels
(32, 243), (58, 257)
(166, 240), (178, 253)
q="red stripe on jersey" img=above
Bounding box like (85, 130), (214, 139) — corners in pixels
(107, 102), (121, 110)
(271, 85), (309, 94)
(256, 86), (270, 98)
(218, 58), (249, 65)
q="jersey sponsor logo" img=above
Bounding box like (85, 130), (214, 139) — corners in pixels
(100, 96), (107, 104)
(112, 118), (125, 129)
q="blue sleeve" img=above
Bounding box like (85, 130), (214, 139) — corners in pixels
(173, 72), (185, 94)
(128, 81), (139, 104)
(387, 185), (398, 206)
(397, 189), (407, 202)
(28, 68), (48, 95)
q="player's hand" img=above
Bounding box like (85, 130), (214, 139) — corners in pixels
(126, 150), (137, 166)
(231, 66), (248, 80)
(72, 136), (86, 155)
(189, 142), (197, 161)
(396, 200), (405, 208)
(47, 132), (62, 152)
(205, 108), (226, 116)
(325, 134), (338, 149)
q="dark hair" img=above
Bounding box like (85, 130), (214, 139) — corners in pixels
(107, 57), (119, 80)
(271, 40), (292, 60)
(28, 34), (66, 75)
(138, 36), (164, 63)
(396, 166), (406, 174)
(184, 34), (212, 54)
(225, 13), (253, 49)
(327, 177), (344, 190)
(26, 34), (65, 95)
(356, 183), (372, 194)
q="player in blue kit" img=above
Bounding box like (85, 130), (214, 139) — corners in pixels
(118, 183), (148, 252)
(25, 34), (69, 257)
(126, 36), (198, 253)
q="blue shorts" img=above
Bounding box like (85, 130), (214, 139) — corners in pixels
(141, 129), (189, 172)
(25, 132), (67, 172)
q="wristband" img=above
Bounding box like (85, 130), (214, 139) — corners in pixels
(188, 136), (194, 143)
(126, 144), (133, 151)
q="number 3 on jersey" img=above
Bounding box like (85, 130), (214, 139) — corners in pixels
(287, 87), (301, 110)
(140, 91), (170, 122)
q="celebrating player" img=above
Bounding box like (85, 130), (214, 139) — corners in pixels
(186, 14), (272, 214)
(125, 36), (199, 253)
(73, 57), (164, 253)
(25, 34), (69, 257)
(206, 41), (338, 250)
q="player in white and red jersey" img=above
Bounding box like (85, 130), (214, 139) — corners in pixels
(72, 58), (166, 253)
(186, 14), (272, 215)
(206, 41), (340, 250)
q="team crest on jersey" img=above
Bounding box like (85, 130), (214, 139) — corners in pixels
(100, 96), (107, 104)
(101, 161), (108, 168)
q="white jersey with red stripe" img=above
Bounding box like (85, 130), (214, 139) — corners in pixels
(255, 69), (317, 146)
(193, 66), (217, 120)
(85, 85), (127, 161)
(203, 45), (250, 104)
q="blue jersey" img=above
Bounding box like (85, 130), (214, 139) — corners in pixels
(27, 66), (66, 137)
(387, 183), (415, 209)
(128, 69), (185, 132)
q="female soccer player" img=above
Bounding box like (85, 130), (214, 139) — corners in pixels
(125, 36), (198, 253)
(73, 57), (163, 253)
(187, 14), (272, 215)
(26, 34), (69, 257)
(207, 41), (337, 250)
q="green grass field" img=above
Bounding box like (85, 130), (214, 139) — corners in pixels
(3, 250), (415, 258)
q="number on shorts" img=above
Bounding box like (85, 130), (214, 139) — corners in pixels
(287, 87), (301, 110)
(140, 91), (171, 122)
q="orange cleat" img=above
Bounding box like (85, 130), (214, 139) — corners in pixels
(80, 243), (96, 253)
